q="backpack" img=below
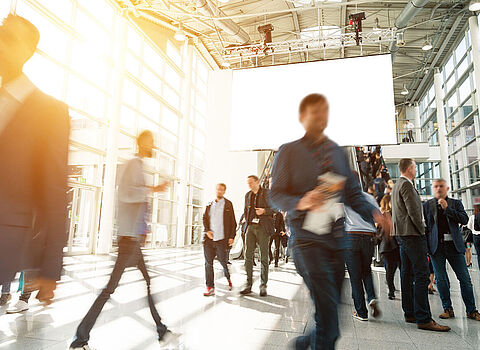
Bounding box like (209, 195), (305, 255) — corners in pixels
(474, 213), (480, 231)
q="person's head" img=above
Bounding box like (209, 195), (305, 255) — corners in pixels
(432, 178), (449, 200)
(367, 184), (375, 195)
(216, 183), (226, 199)
(365, 157), (370, 162)
(137, 130), (155, 158)
(0, 15), (39, 83)
(376, 171), (382, 178)
(406, 120), (409, 123)
(247, 175), (260, 192)
(380, 194), (392, 213)
(375, 153), (381, 159)
(388, 179), (394, 188)
(386, 185), (393, 194)
(299, 94), (329, 136)
(398, 158), (416, 179)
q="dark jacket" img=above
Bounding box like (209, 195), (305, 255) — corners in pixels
(423, 197), (469, 255)
(391, 177), (424, 237)
(203, 197), (237, 244)
(244, 187), (274, 235)
(273, 212), (286, 236)
(268, 135), (378, 245)
(0, 88), (70, 283)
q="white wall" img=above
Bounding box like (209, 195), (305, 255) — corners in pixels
(205, 70), (258, 220)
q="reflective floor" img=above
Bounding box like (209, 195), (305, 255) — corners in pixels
(1, 247), (480, 349)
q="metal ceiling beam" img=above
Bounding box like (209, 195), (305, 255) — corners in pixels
(285, 1), (306, 62)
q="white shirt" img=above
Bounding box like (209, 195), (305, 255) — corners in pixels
(0, 74), (36, 135)
(405, 121), (414, 131)
(210, 198), (225, 241)
(467, 215), (480, 235)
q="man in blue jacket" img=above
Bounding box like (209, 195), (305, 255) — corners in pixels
(269, 93), (390, 350)
(423, 179), (480, 321)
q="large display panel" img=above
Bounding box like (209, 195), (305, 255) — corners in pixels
(229, 54), (396, 150)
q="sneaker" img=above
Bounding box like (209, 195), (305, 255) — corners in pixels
(240, 286), (252, 295)
(353, 311), (368, 321)
(6, 300), (28, 314)
(259, 285), (267, 297)
(70, 345), (95, 350)
(159, 330), (180, 347)
(467, 310), (480, 321)
(285, 257), (289, 263)
(228, 280), (233, 291)
(439, 308), (454, 319)
(0, 294), (11, 306)
(369, 299), (381, 318)
(203, 287), (215, 297)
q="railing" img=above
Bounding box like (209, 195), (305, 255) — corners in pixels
(260, 151), (276, 189)
(396, 127), (428, 144)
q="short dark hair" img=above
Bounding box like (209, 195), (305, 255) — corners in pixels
(5, 14), (40, 50)
(217, 183), (227, 190)
(398, 158), (415, 173)
(248, 175), (259, 182)
(433, 178), (447, 185)
(299, 93), (327, 114)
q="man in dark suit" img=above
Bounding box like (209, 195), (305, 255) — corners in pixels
(202, 183), (237, 296)
(423, 179), (480, 321)
(269, 211), (286, 267)
(392, 159), (449, 332)
(240, 175), (274, 297)
(0, 15), (70, 304)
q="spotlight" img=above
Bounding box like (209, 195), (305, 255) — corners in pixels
(422, 37), (432, 51)
(396, 31), (405, 47)
(469, 0), (480, 11)
(174, 27), (186, 42)
(401, 84), (409, 95)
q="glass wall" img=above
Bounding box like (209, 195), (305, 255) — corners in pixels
(8, 0), (210, 252)
(417, 25), (478, 212)
(386, 162), (440, 196)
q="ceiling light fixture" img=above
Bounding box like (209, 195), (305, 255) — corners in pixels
(174, 26), (186, 42)
(401, 84), (409, 95)
(396, 31), (405, 46)
(218, 0), (231, 3)
(469, 0), (480, 11)
(221, 61), (231, 68)
(422, 37), (432, 51)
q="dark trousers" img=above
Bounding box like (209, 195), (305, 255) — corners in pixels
(382, 248), (400, 296)
(407, 130), (414, 142)
(70, 237), (167, 347)
(292, 236), (345, 350)
(245, 224), (269, 288)
(345, 234), (376, 318)
(430, 241), (477, 314)
(269, 234), (281, 265)
(204, 238), (230, 288)
(396, 236), (432, 324)
(473, 235), (480, 269)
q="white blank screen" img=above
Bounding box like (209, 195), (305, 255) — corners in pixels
(230, 54), (396, 150)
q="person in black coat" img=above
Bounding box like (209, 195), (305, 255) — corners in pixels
(269, 212), (286, 267)
(0, 15), (70, 304)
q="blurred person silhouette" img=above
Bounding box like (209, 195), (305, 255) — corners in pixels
(0, 15), (70, 304)
(70, 131), (177, 350)
(269, 94), (391, 350)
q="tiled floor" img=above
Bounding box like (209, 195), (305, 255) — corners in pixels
(2, 247), (480, 349)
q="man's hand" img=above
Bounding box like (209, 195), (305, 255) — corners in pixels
(32, 277), (56, 305)
(255, 208), (265, 216)
(206, 231), (213, 240)
(152, 181), (169, 193)
(296, 189), (326, 211)
(228, 238), (234, 247)
(373, 211), (392, 235)
(438, 198), (448, 210)
(280, 231), (286, 236)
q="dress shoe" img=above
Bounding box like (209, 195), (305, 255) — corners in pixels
(259, 285), (267, 297)
(467, 310), (480, 321)
(240, 286), (252, 295)
(439, 308), (454, 319)
(417, 320), (451, 332)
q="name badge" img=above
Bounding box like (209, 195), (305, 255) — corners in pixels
(252, 218), (260, 224)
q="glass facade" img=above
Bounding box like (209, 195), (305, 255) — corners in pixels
(417, 25), (478, 212)
(8, 0), (209, 253)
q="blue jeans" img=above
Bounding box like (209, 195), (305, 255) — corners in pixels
(396, 236), (432, 324)
(291, 233), (345, 350)
(430, 241), (477, 314)
(204, 238), (231, 288)
(345, 234), (376, 318)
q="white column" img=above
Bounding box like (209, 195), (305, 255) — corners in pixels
(96, 14), (127, 254)
(433, 68), (451, 189)
(175, 41), (194, 247)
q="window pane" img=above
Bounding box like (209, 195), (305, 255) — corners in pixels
(24, 53), (65, 100)
(459, 78), (471, 103)
(166, 41), (181, 66)
(455, 37), (467, 61)
(466, 141), (478, 165)
(162, 107), (179, 134)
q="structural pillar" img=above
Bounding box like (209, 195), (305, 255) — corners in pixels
(96, 14), (127, 254)
(469, 15), (480, 178)
(433, 68), (451, 189)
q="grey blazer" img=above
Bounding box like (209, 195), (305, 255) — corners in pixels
(117, 157), (149, 237)
(391, 176), (425, 237)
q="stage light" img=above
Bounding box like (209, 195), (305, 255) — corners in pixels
(469, 0), (480, 11)
(174, 27), (186, 42)
(396, 31), (405, 47)
(422, 37), (432, 51)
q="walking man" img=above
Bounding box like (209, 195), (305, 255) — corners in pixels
(423, 179), (480, 321)
(203, 183), (237, 296)
(70, 131), (175, 349)
(269, 94), (391, 350)
(240, 175), (274, 297)
(392, 158), (450, 332)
